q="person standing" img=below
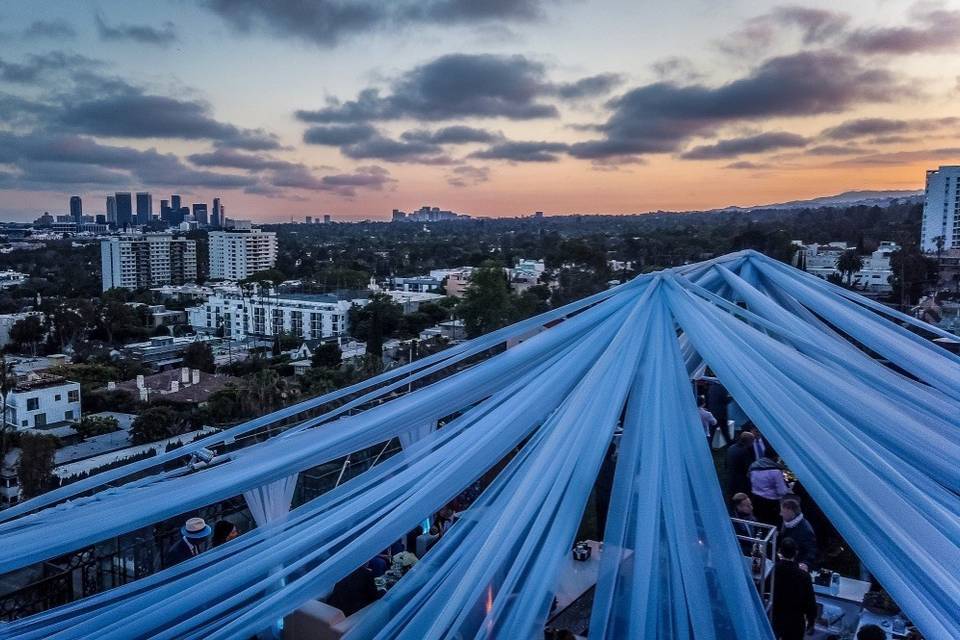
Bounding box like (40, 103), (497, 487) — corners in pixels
(780, 498), (818, 571)
(749, 450), (789, 526)
(165, 517), (212, 567)
(771, 538), (818, 640)
(698, 395), (717, 443)
(726, 431), (756, 497)
(730, 493), (759, 554)
(706, 382), (732, 446)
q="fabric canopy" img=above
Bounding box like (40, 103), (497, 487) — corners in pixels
(1, 250), (958, 640)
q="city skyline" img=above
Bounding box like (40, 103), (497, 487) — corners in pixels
(2, 1), (960, 221)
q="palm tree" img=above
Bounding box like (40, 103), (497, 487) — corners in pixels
(836, 250), (864, 287)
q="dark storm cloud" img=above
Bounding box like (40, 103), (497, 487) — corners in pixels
(340, 136), (453, 164)
(270, 164), (394, 196)
(302, 124), (378, 146)
(296, 54), (559, 123)
(447, 164), (490, 187)
(187, 148), (298, 171)
(681, 132), (809, 159)
(23, 19), (77, 39)
(0, 131), (258, 190)
(203, 0), (556, 47)
(16, 161), (130, 185)
(400, 126), (501, 144)
(550, 73), (624, 100)
(0, 51), (101, 84)
(95, 13), (177, 46)
(724, 161), (771, 170)
(471, 140), (569, 162)
(569, 51), (905, 161)
(845, 6), (960, 54)
(805, 144), (867, 156)
(820, 117), (960, 140)
(57, 88), (281, 150)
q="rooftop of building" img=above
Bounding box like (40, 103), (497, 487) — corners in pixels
(113, 369), (242, 404)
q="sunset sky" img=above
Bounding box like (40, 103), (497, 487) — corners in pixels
(1, 0), (959, 221)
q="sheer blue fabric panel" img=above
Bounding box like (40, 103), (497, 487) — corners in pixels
(665, 280), (960, 640)
(589, 295), (773, 639)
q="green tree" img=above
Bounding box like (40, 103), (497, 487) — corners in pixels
(18, 433), (58, 498)
(458, 262), (514, 338)
(836, 250), (865, 286)
(182, 341), (216, 373)
(311, 342), (342, 369)
(348, 293), (403, 359)
(131, 407), (188, 444)
(9, 315), (45, 355)
(74, 415), (120, 439)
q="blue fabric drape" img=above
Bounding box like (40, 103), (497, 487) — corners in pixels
(1, 251), (958, 640)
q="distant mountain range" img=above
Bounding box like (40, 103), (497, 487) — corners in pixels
(719, 190), (923, 212)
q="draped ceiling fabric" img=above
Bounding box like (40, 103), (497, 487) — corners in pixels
(0, 250), (958, 640)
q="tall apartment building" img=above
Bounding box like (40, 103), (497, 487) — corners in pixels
(115, 192), (133, 227)
(106, 195), (117, 225)
(101, 234), (198, 291)
(69, 196), (82, 223)
(187, 286), (355, 341)
(922, 165), (960, 252)
(208, 228), (277, 280)
(136, 192), (153, 224)
(211, 198), (222, 227)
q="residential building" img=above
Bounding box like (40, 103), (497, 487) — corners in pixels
(211, 198), (222, 227)
(208, 228), (278, 280)
(323, 214), (331, 224)
(69, 196), (82, 223)
(794, 241), (899, 293)
(121, 335), (220, 370)
(381, 290), (445, 313)
(4, 373), (81, 430)
(136, 192), (153, 224)
(921, 165), (960, 252)
(100, 234), (198, 291)
(388, 276), (443, 293)
(187, 286), (357, 341)
(192, 203), (208, 225)
(115, 192), (133, 227)
(113, 368), (241, 405)
(444, 267), (475, 297)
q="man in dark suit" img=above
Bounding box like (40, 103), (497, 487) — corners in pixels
(772, 538), (818, 640)
(780, 498), (818, 571)
(725, 431), (756, 496)
(706, 382), (732, 446)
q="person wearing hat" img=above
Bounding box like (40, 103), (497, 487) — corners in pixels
(165, 517), (212, 568)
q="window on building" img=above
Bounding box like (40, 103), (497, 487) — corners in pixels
(290, 310), (303, 336)
(272, 309), (284, 335)
(26, 397), (39, 411)
(54, 394), (61, 401)
(68, 390), (79, 403)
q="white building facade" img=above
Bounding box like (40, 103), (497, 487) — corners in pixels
(208, 229), (278, 280)
(921, 165), (960, 252)
(4, 375), (81, 430)
(188, 287), (357, 341)
(795, 241), (898, 293)
(101, 234), (198, 291)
